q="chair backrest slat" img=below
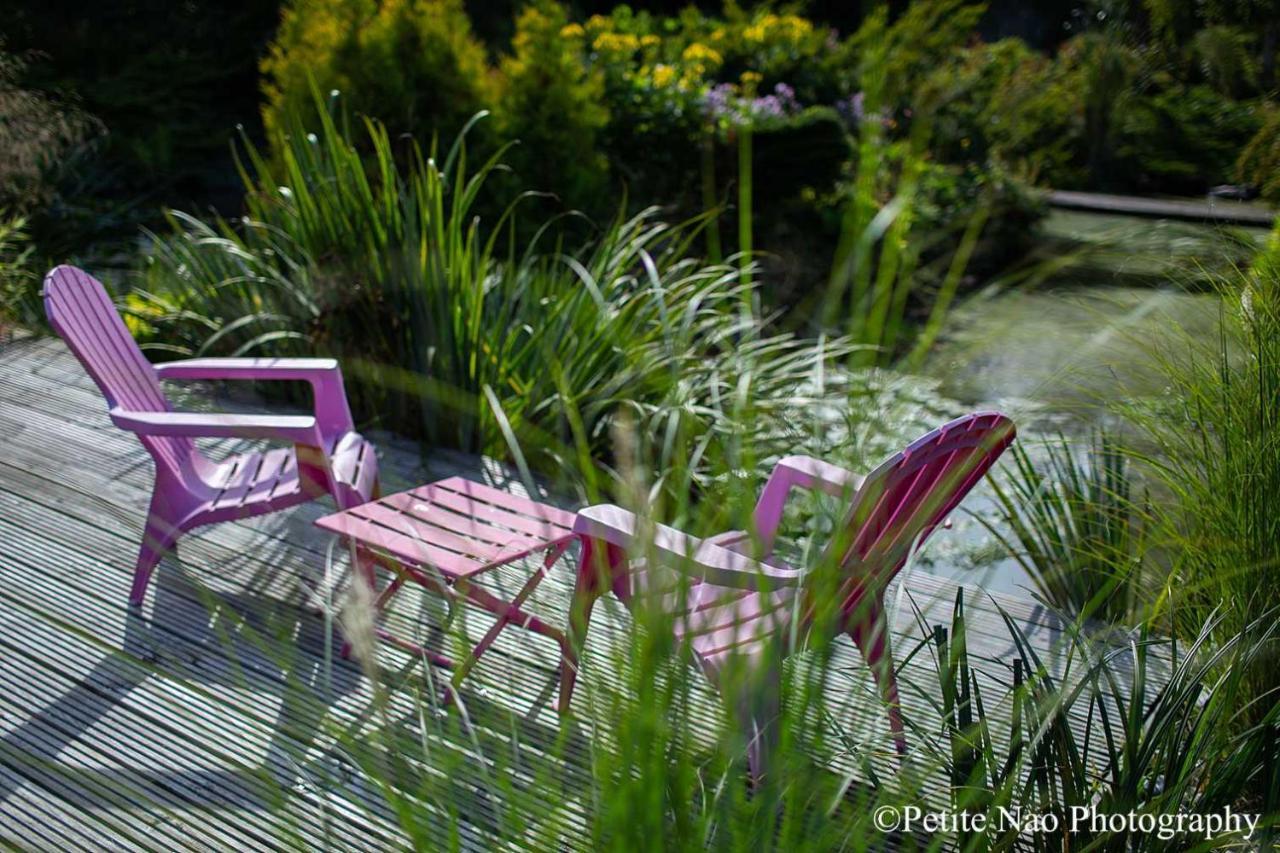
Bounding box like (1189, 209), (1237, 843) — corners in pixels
(43, 266), (194, 476)
(818, 412), (1015, 619)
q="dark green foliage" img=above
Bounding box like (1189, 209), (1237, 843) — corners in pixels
(927, 38), (1082, 182)
(496, 1), (610, 216)
(846, 0), (989, 110)
(1116, 84), (1262, 194)
(748, 107), (851, 203)
(1236, 106), (1280, 203)
(2, 0), (281, 256)
(260, 0), (495, 151)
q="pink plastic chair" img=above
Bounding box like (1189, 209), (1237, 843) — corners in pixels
(43, 265), (379, 606)
(566, 412), (1015, 776)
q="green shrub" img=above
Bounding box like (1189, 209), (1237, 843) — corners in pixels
(1116, 84), (1261, 193)
(1058, 31), (1147, 190)
(846, 0), (987, 112)
(1236, 105), (1280, 203)
(578, 9), (718, 207)
(914, 160), (1045, 274)
(260, 0), (494, 148)
(1191, 24), (1259, 97)
(705, 8), (841, 103)
(0, 214), (37, 331)
(495, 1), (608, 214)
(927, 38), (1084, 184)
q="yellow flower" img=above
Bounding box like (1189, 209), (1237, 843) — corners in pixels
(743, 13), (814, 45)
(740, 70), (763, 86)
(779, 15), (813, 40)
(640, 34), (660, 48)
(586, 14), (610, 32)
(681, 42), (723, 68)
(560, 23), (584, 39)
(592, 32), (640, 54)
(652, 63), (678, 88)
(679, 68), (706, 89)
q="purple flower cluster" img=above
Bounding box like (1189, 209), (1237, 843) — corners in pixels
(749, 83), (798, 121)
(703, 82), (737, 121)
(703, 82), (801, 129)
(835, 91), (865, 126)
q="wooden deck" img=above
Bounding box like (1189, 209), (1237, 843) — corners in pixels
(1047, 189), (1276, 226)
(0, 335), (1151, 849)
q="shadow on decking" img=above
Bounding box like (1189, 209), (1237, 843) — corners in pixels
(0, 544), (595, 840)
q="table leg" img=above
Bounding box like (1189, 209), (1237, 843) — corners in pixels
(448, 544), (573, 698)
(343, 552), (459, 668)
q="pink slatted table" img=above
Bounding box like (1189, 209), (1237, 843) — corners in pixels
(315, 477), (579, 697)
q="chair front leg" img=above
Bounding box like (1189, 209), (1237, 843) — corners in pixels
(846, 590), (907, 755)
(130, 488), (187, 607)
(559, 537), (625, 714)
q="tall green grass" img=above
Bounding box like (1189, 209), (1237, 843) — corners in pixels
(238, 524), (1280, 850)
(1116, 243), (1280, 718)
(0, 213), (36, 333)
(136, 100), (867, 501)
(980, 432), (1145, 624)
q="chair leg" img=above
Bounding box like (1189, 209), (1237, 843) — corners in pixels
(739, 675), (781, 786)
(710, 652), (782, 786)
(848, 593), (907, 755)
(129, 504), (182, 608)
(558, 538), (623, 715)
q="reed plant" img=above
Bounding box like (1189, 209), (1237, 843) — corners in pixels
(979, 432), (1144, 624)
(136, 97), (863, 501)
(1115, 245), (1280, 718)
(0, 213), (36, 332)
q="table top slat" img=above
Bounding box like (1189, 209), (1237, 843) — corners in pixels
(317, 478), (578, 580)
(427, 477), (577, 529)
(316, 512), (489, 578)
(406, 484), (574, 541)
(370, 492), (545, 550)
(351, 497), (540, 566)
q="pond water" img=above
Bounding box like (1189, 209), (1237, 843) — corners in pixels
(898, 209), (1271, 597)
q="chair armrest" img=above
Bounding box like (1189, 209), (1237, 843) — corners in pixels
(752, 455), (866, 553)
(154, 357), (339, 382)
(154, 358), (354, 435)
(109, 407), (321, 445)
(772, 455), (865, 496)
(574, 504), (802, 590)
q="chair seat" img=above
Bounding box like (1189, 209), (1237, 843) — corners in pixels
(198, 430), (377, 519)
(627, 532), (798, 678)
(208, 446), (300, 511)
